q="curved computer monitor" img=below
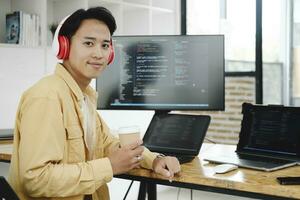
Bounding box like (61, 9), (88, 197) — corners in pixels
(96, 35), (224, 111)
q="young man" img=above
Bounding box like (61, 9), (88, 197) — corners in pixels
(8, 7), (180, 200)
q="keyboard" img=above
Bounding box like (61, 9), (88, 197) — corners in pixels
(235, 153), (296, 169)
(162, 153), (195, 164)
(204, 153), (297, 171)
(238, 153), (293, 164)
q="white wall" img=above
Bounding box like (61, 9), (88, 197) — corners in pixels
(0, 46), (45, 128)
(0, 162), (9, 178)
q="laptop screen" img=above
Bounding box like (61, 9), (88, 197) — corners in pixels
(237, 103), (300, 159)
(143, 113), (210, 155)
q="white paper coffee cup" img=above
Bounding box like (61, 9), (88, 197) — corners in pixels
(118, 126), (140, 147)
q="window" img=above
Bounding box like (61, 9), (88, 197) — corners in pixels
(186, 0), (291, 105)
(185, 0), (296, 143)
(292, 0), (300, 105)
(262, 0), (286, 104)
(187, 0), (256, 72)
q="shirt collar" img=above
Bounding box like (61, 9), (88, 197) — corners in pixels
(54, 63), (97, 102)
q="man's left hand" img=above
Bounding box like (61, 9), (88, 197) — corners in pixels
(152, 156), (181, 180)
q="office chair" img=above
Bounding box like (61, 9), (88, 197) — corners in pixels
(0, 176), (20, 200)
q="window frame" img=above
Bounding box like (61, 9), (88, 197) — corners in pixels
(181, 0), (263, 103)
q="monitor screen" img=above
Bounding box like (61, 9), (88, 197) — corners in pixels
(96, 35), (224, 111)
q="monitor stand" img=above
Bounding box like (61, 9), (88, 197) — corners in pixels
(154, 110), (171, 116)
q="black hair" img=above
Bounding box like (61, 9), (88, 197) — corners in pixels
(59, 7), (117, 40)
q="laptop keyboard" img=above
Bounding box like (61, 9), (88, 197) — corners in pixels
(162, 153), (195, 164)
(233, 153), (297, 170)
(205, 153), (297, 171)
(237, 154), (293, 164)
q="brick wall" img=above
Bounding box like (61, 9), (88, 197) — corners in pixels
(181, 76), (255, 144)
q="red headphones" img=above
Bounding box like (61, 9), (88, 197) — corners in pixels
(52, 15), (115, 64)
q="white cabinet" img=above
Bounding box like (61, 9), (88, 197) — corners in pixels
(47, 0), (180, 39)
(0, 0), (180, 128)
(1, 0), (180, 45)
(0, 0), (46, 46)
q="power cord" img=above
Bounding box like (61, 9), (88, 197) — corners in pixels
(204, 137), (217, 144)
(176, 188), (193, 200)
(176, 188), (181, 200)
(123, 181), (194, 200)
(122, 180), (134, 200)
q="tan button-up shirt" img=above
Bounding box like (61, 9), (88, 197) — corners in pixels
(8, 64), (157, 200)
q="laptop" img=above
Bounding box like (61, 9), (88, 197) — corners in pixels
(0, 176), (20, 200)
(143, 113), (210, 164)
(204, 103), (300, 171)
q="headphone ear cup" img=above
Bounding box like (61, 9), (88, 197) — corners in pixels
(108, 40), (114, 65)
(51, 15), (71, 60)
(57, 35), (70, 60)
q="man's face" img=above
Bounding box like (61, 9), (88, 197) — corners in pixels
(65, 19), (112, 84)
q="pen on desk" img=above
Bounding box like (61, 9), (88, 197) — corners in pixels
(166, 169), (173, 182)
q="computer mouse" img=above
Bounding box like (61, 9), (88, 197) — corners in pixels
(213, 164), (238, 174)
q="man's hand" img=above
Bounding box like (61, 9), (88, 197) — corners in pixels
(108, 140), (144, 175)
(152, 156), (180, 180)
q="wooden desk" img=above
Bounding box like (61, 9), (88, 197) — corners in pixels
(116, 144), (300, 200)
(1, 142), (300, 199)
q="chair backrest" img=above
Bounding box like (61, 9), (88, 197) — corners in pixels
(0, 176), (19, 200)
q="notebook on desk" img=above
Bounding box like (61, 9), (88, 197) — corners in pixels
(204, 103), (300, 171)
(143, 113), (210, 164)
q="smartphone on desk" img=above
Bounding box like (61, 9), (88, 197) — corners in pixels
(277, 176), (300, 185)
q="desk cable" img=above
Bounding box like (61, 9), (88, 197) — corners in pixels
(176, 188), (193, 200)
(204, 137), (217, 144)
(123, 182), (194, 200)
(122, 180), (134, 200)
(176, 188), (181, 200)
